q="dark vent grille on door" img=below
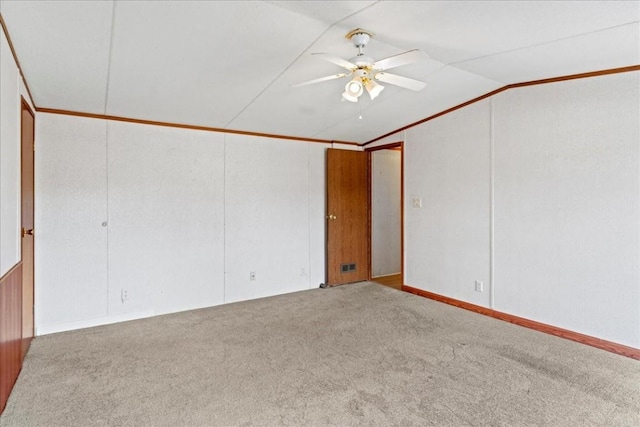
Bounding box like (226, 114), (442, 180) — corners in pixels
(340, 263), (357, 273)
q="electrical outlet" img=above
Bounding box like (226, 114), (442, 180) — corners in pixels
(121, 288), (129, 302)
(474, 280), (483, 292)
(412, 198), (422, 208)
(250, 272), (256, 281)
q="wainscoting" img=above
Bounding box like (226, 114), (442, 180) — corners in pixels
(0, 263), (23, 413)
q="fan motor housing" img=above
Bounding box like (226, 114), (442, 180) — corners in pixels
(350, 55), (373, 68)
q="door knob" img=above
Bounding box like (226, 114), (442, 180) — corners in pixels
(326, 214), (337, 220)
(21, 227), (34, 237)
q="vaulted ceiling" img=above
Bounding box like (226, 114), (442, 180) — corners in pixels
(1, 1), (638, 143)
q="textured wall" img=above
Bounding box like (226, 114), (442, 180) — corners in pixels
(35, 115), (109, 328)
(405, 72), (640, 348)
(35, 114), (329, 334)
(106, 121), (225, 316)
(405, 100), (492, 307)
(0, 27), (20, 276)
(493, 73), (639, 347)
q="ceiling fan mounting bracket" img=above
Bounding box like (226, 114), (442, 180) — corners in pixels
(345, 28), (374, 53)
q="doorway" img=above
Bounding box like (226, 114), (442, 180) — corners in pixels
(367, 143), (403, 290)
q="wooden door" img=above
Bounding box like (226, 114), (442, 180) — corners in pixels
(326, 149), (370, 286)
(20, 99), (35, 356)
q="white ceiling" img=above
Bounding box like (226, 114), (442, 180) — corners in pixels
(1, 1), (638, 144)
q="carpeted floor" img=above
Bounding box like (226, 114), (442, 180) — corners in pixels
(1, 282), (639, 426)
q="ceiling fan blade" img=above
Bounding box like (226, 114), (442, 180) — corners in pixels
(291, 73), (349, 88)
(311, 53), (357, 71)
(374, 72), (427, 91)
(372, 49), (428, 71)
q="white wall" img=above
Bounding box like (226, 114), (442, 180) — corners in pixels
(107, 121), (225, 317)
(0, 25), (21, 277)
(35, 113), (329, 334)
(226, 135), (310, 302)
(493, 73), (639, 347)
(35, 115), (108, 328)
(405, 71), (640, 348)
(405, 100), (492, 307)
(308, 143), (327, 288)
(371, 149), (401, 277)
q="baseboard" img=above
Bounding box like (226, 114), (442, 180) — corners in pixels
(402, 284), (640, 360)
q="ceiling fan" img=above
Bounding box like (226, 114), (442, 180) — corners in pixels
(293, 28), (428, 103)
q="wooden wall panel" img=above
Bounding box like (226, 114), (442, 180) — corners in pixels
(0, 263), (23, 413)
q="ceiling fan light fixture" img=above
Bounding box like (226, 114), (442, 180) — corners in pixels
(342, 91), (358, 103)
(345, 79), (363, 98)
(365, 80), (384, 100)
(294, 28), (427, 104)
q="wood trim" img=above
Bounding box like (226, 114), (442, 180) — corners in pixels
(402, 285), (640, 361)
(0, 13), (37, 109)
(367, 151), (372, 280)
(21, 96), (35, 117)
(400, 143), (404, 287)
(2, 6), (637, 149)
(508, 65), (640, 89)
(36, 108), (360, 146)
(0, 262), (24, 414)
(363, 65), (640, 146)
(364, 141), (403, 152)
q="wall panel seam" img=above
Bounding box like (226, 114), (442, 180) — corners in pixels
(489, 97), (495, 310)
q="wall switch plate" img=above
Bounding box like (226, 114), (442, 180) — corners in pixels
(250, 272), (256, 281)
(412, 198), (422, 208)
(475, 280), (483, 292)
(121, 288), (129, 302)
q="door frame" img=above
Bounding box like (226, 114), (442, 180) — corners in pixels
(365, 141), (404, 287)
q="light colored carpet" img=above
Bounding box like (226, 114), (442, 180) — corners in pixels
(1, 282), (639, 426)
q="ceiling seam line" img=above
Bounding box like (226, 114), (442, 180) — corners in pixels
(450, 20), (640, 67)
(103, 0), (117, 115)
(221, 25), (336, 128)
(223, 0), (382, 129)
